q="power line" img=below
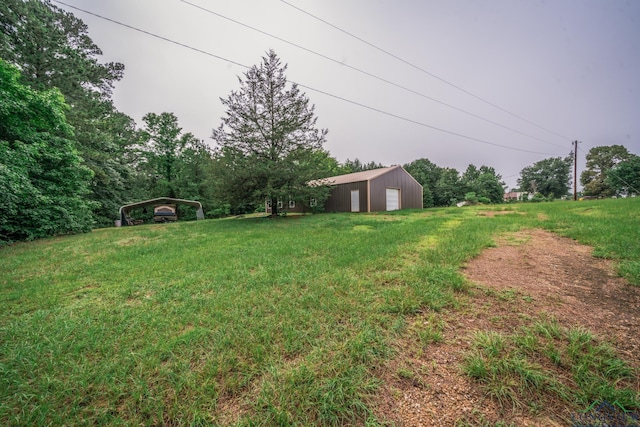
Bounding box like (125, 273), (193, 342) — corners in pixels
(296, 83), (558, 155)
(178, 0), (566, 150)
(280, 0), (573, 142)
(52, 1), (248, 69)
(51, 0), (563, 156)
(502, 172), (520, 180)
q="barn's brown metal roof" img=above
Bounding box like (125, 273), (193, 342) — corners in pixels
(311, 165), (401, 186)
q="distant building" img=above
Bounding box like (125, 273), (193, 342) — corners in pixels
(503, 191), (528, 202)
(266, 165), (424, 214)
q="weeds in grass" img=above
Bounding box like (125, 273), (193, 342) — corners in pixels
(473, 331), (506, 357)
(532, 317), (562, 340)
(511, 327), (538, 355)
(463, 351), (488, 379)
(462, 318), (639, 415)
(415, 313), (446, 347)
(497, 289), (518, 302)
(396, 367), (415, 381)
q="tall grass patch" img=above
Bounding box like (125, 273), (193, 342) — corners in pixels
(463, 317), (639, 415)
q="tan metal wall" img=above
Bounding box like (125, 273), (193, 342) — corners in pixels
(369, 167), (423, 211)
(324, 181), (368, 212)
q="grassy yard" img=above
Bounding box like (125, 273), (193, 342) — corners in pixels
(1, 198), (639, 425)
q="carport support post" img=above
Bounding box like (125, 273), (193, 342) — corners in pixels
(573, 140), (580, 201)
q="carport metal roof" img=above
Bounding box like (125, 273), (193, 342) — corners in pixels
(118, 197), (204, 225)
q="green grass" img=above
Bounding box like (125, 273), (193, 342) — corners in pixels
(462, 317), (638, 413)
(1, 198), (639, 425)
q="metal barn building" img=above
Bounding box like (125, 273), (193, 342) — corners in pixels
(322, 165), (423, 212)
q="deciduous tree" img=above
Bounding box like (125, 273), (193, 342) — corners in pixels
(1, 0), (133, 226)
(461, 165), (505, 204)
(403, 158), (442, 208)
(434, 168), (462, 206)
(0, 60), (94, 243)
(606, 154), (640, 196)
(518, 155), (573, 198)
(580, 145), (632, 197)
(139, 112), (202, 199)
(342, 158), (385, 173)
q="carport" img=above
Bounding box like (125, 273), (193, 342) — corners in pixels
(117, 197), (204, 226)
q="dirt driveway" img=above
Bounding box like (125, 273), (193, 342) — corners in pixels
(376, 229), (640, 426)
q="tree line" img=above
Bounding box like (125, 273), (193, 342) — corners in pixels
(1, 0), (638, 244)
(511, 146), (640, 201)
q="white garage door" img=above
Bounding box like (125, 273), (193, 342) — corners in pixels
(386, 188), (400, 211)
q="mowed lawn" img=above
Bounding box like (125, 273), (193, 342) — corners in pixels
(1, 199), (639, 425)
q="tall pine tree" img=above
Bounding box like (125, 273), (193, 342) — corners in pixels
(212, 50), (330, 215)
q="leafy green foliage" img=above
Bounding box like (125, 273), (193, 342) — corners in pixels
(607, 154), (640, 196)
(517, 155), (573, 198)
(0, 0), (123, 100)
(461, 165), (505, 203)
(403, 158), (442, 207)
(0, 0), (137, 227)
(0, 59), (94, 243)
(342, 158), (386, 173)
(528, 192), (547, 203)
(435, 167), (463, 206)
(581, 145), (632, 198)
(465, 192), (480, 204)
(404, 159), (504, 207)
(137, 112), (207, 199)
(212, 50), (332, 215)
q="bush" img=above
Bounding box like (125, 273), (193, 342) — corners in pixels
(207, 203), (231, 218)
(530, 192), (547, 203)
(464, 192), (478, 204)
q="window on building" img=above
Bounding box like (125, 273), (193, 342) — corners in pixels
(277, 199), (283, 209)
(310, 198), (317, 207)
(289, 199), (295, 209)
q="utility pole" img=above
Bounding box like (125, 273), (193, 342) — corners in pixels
(573, 140), (580, 200)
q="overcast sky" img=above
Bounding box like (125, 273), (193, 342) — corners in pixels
(53, 0), (640, 190)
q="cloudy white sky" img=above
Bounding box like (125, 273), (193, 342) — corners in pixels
(53, 0), (640, 190)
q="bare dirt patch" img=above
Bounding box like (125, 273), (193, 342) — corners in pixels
(375, 229), (640, 426)
(464, 229), (640, 363)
